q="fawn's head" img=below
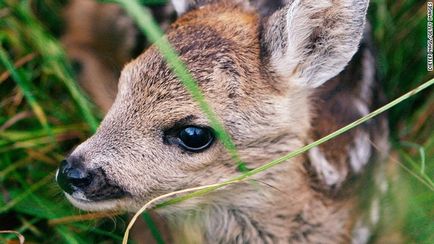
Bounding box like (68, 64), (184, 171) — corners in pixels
(57, 0), (369, 211)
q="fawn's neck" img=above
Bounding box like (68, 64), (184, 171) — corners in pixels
(169, 166), (357, 243)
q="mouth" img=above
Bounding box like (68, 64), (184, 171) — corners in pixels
(64, 192), (128, 211)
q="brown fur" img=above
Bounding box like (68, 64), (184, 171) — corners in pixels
(60, 0), (388, 243)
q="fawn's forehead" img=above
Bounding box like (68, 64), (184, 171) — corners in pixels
(114, 5), (261, 126)
(120, 4), (259, 90)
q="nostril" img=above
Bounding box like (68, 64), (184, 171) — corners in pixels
(57, 159), (92, 194)
(68, 168), (92, 188)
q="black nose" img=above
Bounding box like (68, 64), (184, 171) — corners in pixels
(57, 159), (92, 194)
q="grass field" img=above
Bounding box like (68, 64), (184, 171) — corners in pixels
(0, 0), (433, 243)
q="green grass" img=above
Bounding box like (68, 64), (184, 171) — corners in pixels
(0, 0), (433, 243)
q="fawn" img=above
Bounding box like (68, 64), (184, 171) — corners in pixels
(58, 0), (389, 243)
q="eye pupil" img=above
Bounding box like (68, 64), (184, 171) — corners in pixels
(178, 126), (213, 151)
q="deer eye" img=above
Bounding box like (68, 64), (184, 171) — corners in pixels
(177, 126), (214, 152)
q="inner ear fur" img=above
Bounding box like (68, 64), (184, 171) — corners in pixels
(261, 0), (369, 88)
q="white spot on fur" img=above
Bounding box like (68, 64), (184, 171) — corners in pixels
(375, 169), (389, 194)
(349, 133), (371, 172)
(360, 48), (375, 101)
(352, 220), (371, 244)
(171, 0), (188, 15)
(370, 198), (380, 225)
(308, 146), (343, 186)
(379, 178), (388, 193)
(354, 99), (369, 116)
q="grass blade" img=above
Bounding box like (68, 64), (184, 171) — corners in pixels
(0, 47), (52, 138)
(0, 173), (54, 213)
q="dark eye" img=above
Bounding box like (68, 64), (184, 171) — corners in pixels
(177, 126), (214, 152)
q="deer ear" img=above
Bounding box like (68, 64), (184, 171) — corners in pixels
(170, 0), (214, 15)
(261, 0), (369, 88)
(171, 0), (191, 15)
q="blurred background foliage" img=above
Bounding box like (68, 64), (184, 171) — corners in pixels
(0, 0), (433, 243)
